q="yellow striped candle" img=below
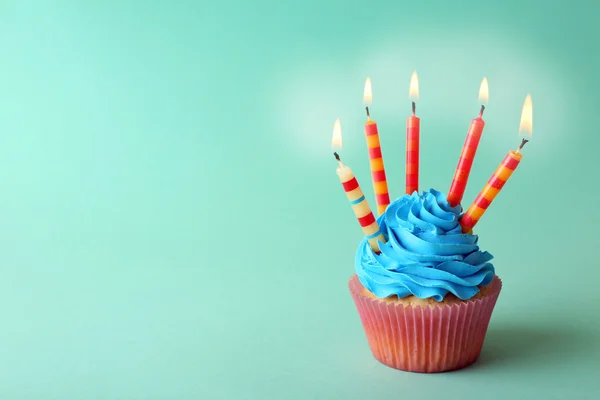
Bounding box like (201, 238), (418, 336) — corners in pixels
(332, 119), (386, 253)
(363, 77), (390, 215)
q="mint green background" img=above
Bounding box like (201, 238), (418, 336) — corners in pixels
(1, 1), (599, 399)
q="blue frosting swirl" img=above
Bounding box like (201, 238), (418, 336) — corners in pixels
(355, 189), (495, 301)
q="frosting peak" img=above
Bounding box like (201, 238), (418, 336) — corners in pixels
(355, 189), (495, 301)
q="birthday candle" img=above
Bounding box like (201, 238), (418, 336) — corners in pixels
(460, 149), (523, 232)
(332, 119), (386, 252)
(460, 95), (533, 233)
(406, 71), (420, 195)
(447, 78), (489, 207)
(363, 78), (390, 215)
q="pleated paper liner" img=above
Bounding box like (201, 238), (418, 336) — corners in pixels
(349, 274), (502, 373)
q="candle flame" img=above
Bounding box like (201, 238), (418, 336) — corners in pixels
(519, 94), (533, 137)
(363, 77), (373, 105)
(409, 71), (419, 101)
(331, 118), (343, 149)
(478, 77), (489, 104)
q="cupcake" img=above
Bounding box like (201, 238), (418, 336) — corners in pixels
(349, 189), (501, 373)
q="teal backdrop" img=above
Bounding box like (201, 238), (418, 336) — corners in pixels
(1, 0), (599, 399)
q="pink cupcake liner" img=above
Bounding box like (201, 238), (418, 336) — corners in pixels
(349, 274), (502, 373)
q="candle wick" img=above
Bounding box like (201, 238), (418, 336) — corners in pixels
(517, 138), (529, 152)
(333, 151), (343, 167)
(479, 105), (485, 117)
(365, 106), (370, 118)
(412, 101), (416, 116)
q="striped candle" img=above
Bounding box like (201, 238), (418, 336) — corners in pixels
(406, 71), (420, 195)
(460, 93), (532, 233)
(460, 144), (525, 233)
(447, 78), (489, 207)
(406, 106), (420, 195)
(335, 153), (386, 253)
(363, 78), (390, 215)
(365, 113), (390, 215)
(447, 106), (486, 207)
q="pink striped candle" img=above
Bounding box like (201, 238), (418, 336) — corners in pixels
(447, 78), (489, 207)
(406, 71), (420, 194)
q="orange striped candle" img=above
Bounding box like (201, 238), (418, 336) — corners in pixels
(447, 78), (489, 207)
(460, 94), (533, 233)
(406, 71), (420, 194)
(332, 119), (386, 253)
(363, 78), (390, 215)
(460, 148), (523, 232)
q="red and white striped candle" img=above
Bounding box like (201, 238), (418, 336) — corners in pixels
(363, 77), (390, 215)
(460, 95), (533, 233)
(332, 119), (386, 252)
(447, 78), (489, 207)
(406, 71), (420, 195)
